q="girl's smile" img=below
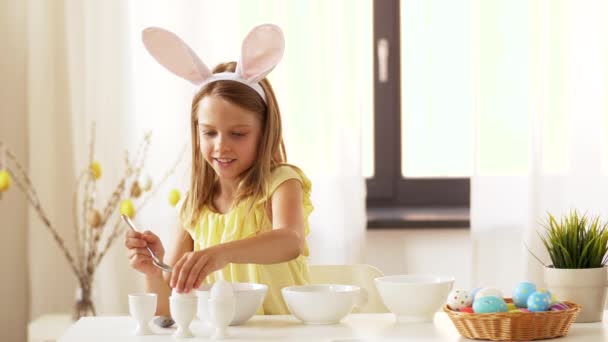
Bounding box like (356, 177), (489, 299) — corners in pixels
(214, 157), (236, 168)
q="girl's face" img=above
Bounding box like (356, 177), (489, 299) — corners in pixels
(196, 95), (262, 181)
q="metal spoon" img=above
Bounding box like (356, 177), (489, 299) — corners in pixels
(153, 316), (175, 328)
(121, 214), (172, 273)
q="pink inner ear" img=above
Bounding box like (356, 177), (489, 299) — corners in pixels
(142, 27), (212, 85)
(239, 24), (285, 82)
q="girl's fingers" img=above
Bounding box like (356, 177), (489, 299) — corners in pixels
(125, 229), (142, 239)
(125, 237), (147, 249)
(127, 247), (151, 259)
(175, 255), (196, 293)
(170, 255), (187, 289)
(142, 230), (160, 243)
(183, 257), (207, 292)
(193, 262), (213, 289)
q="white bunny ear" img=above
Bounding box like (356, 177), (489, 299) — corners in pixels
(142, 27), (212, 85)
(236, 24), (285, 83)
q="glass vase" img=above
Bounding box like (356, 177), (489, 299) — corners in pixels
(73, 281), (96, 320)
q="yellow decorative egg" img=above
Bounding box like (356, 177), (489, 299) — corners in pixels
(0, 169), (11, 192)
(90, 161), (102, 180)
(120, 199), (135, 218)
(506, 302), (517, 311)
(168, 189), (181, 207)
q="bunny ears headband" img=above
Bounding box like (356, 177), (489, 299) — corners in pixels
(142, 24), (285, 103)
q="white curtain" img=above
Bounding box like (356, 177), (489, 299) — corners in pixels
(27, 0), (143, 317)
(471, 0), (608, 295)
(27, 0), (369, 317)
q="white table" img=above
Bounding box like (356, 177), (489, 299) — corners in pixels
(28, 314), (72, 342)
(59, 312), (607, 341)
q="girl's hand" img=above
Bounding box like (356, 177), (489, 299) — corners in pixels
(125, 229), (165, 277)
(170, 245), (228, 293)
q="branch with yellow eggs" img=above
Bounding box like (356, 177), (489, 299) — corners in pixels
(0, 122), (186, 318)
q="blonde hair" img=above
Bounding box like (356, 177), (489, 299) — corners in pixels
(180, 62), (287, 228)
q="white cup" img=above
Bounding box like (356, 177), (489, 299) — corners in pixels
(128, 293), (157, 336)
(170, 295), (198, 338)
(208, 297), (236, 339)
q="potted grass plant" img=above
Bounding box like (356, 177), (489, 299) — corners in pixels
(539, 210), (608, 322)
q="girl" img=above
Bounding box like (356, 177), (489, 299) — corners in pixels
(124, 24), (313, 315)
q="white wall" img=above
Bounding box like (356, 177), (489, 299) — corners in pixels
(365, 228), (526, 297)
(365, 229), (473, 290)
(0, 1), (29, 341)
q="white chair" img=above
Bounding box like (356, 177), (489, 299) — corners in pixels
(309, 264), (388, 313)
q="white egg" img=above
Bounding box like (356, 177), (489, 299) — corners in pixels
(446, 289), (472, 310)
(210, 280), (234, 300)
(475, 287), (503, 300)
(171, 288), (196, 299)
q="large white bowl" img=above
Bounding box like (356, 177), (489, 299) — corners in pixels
(282, 284), (364, 324)
(196, 282), (267, 325)
(375, 275), (454, 322)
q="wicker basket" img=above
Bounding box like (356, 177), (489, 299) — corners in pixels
(444, 298), (581, 341)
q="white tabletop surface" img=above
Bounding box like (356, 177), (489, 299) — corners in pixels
(58, 312), (608, 341)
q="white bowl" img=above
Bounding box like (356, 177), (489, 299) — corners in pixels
(196, 282), (267, 325)
(375, 275), (454, 322)
(282, 284), (364, 325)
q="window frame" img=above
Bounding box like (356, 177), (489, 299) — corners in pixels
(367, 0), (469, 227)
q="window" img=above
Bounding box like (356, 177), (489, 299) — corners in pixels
(366, 0), (470, 228)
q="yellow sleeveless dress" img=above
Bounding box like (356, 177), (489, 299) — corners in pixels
(184, 165), (313, 314)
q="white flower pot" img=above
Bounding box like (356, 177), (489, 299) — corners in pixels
(544, 267), (608, 323)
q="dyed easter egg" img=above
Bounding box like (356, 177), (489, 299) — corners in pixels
(469, 287), (482, 301)
(536, 288), (554, 303)
(447, 289), (473, 310)
(550, 302), (570, 311)
(506, 302), (517, 311)
(519, 308), (530, 313)
(527, 291), (551, 312)
(473, 296), (508, 313)
(512, 281), (536, 307)
(536, 288), (550, 295)
(474, 287), (504, 301)
(460, 306), (474, 313)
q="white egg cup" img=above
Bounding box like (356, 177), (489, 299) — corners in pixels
(169, 295), (198, 338)
(208, 297), (236, 339)
(196, 282), (267, 326)
(128, 293), (157, 336)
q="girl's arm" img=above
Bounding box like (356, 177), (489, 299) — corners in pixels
(171, 179), (306, 293)
(224, 178), (306, 263)
(146, 225), (193, 315)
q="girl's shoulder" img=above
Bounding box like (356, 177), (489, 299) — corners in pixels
(266, 164), (314, 215)
(269, 164), (312, 194)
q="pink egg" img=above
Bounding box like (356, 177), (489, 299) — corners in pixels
(519, 308), (530, 313)
(550, 302), (569, 311)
